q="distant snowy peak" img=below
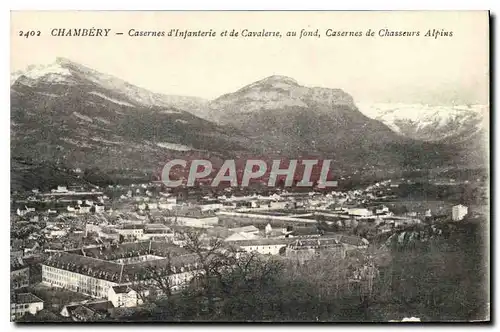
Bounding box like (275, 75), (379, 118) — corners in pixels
(356, 102), (487, 120)
(356, 102), (488, 142)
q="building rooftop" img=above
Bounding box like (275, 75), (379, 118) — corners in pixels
(228, 225), (260, 233)
(65, 241), (189, 260)
(121, 224), (144, 230)
(63, 300), (114, 316)
(333, 234), (369, 246)
(72, 305), (101, 320)
(43, 241), (201, 283)
(111, 285), (135, 294)
(230, 238), (293, 247)
(11, 257), (28, 271)
(225, 232), (261, 241)
(12, 293), (43, 304)
(173, 208), (217, 219)
(144, 229), (172, 234)
(145, 223), (168, 229)
(288, 237), (342, 250)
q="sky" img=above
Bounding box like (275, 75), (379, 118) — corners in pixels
(11, 11), (489, 104)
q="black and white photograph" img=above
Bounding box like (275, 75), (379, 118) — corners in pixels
(9, 10), (490, 323)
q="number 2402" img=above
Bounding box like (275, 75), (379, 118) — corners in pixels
(19, 30), (41, 38)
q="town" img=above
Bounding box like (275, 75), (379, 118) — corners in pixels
(10, 170), (487, 322)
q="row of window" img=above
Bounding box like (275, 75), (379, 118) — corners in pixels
(42, 277), (109, 297)
(43, 266), (196, 293)
(44, 269), (105, 285)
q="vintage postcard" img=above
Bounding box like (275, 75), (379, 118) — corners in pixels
(10, 11), (490, 322)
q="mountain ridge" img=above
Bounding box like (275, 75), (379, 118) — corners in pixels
(356, 102), (488, 143)
(12, 57), (210, 112)
(10, 58), (253, 179)
(202, 75), (458, 169)
(10, 58), (487, 191)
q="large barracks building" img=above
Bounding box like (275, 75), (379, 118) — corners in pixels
(42, 241), (201, 303)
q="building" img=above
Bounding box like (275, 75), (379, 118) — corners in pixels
(224, 232), (261, 242)
(347, 208), (373, 217)
(141, 228), (175, 241)
(11, 259), (30, 289)
(23, 241), (41, 255)
(332, 234), (369, 250)
(285, 237), (346, 263)
(286, 226), (321, 238)
(108, 286), (141, 308)
(71, 304), (108, 321)
(147, 203), (158, 210)
(11, 293), (44, 321)
(269, 200), (289, 209)
(56, 185), (68, 193)
(47, 228), (68, 238)
(41, 241), (202, 299)
(16, 207), (35, 216)
(229, 238), (293, 255)
(200, 200), (223, 212)
(228, 225), (260, 235)
(80, 204), (92, 214)
(375, 205), (390, 215)
(158, 202), (177, 210)
(60, 300), (114, 321)
(175, 213), (219, 228)
(452, 204), (468, 221)
(29, 215), (40, 222)
(265, 223), (273, 235)
(86, 224), (120, 241)
(94, 204), (105, 213)
(116, 224), (144, 240)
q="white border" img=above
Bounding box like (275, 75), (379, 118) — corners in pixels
(4, 0), (499, 10)
(2, 1), (496, 331)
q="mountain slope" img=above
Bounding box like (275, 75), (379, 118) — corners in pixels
(206, 75), (456, 168)
(11, 58), (209, 111)
(11, 58), (250, 175)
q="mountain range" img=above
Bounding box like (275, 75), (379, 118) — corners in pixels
(10, 58), (489, 190)
(11, 58), (250, 170)
(356, 102), (488, 143)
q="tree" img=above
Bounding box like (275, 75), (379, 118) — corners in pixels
(146, 251), (174, 298)
(151, 230), (286, 320)
(178, 229), (228, 314)
(127, 251), (176, 305)
(368, 221), (488, 321)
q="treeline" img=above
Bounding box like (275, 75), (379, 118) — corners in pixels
(107, 221), (488, 322)
(81, 167), (151, 187)
(396, 182), (487, 205)
(117, 254), (372, 322)
(372, 220), (488, 321)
